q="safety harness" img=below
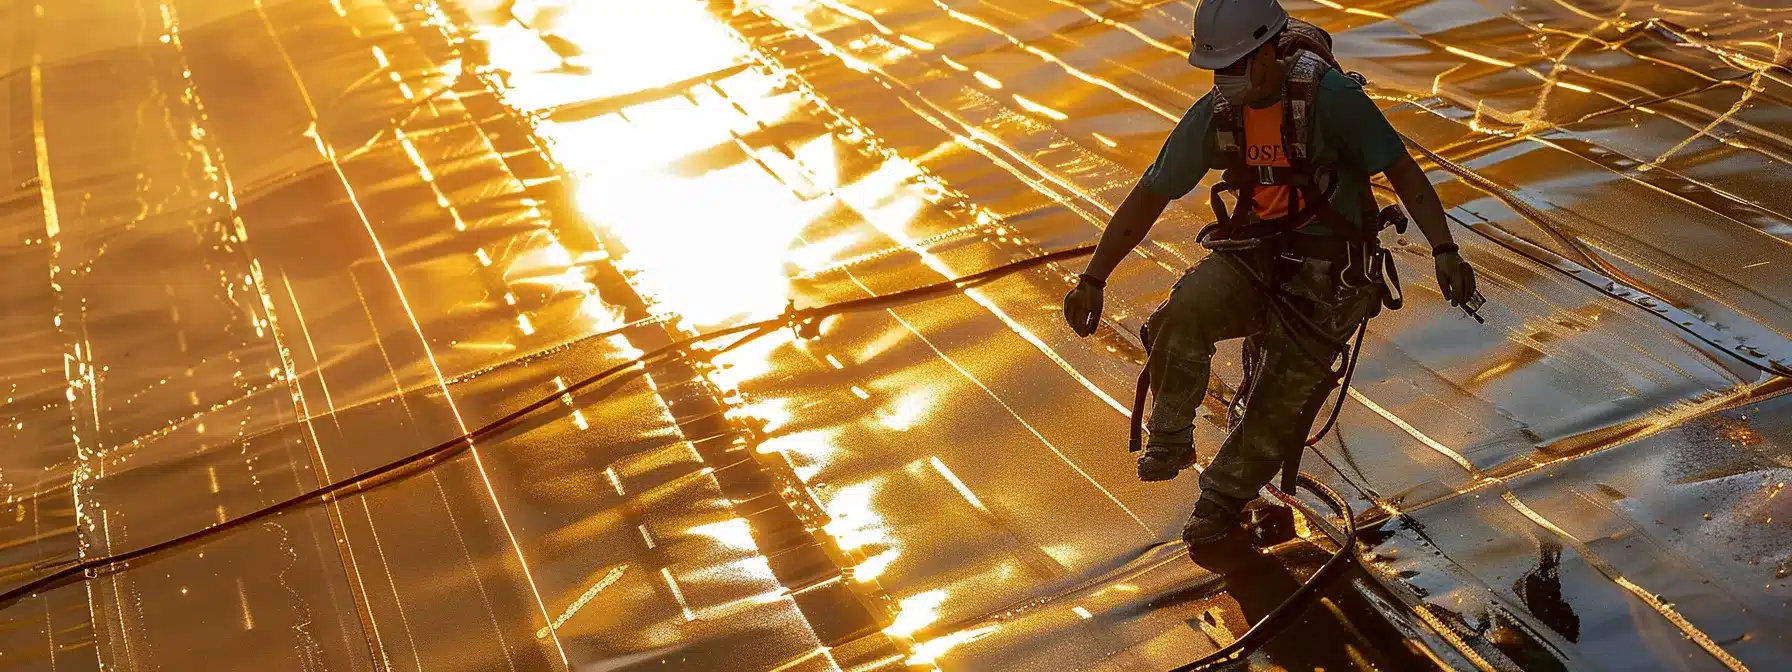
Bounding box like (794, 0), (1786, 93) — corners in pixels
(1198, 50), (1373, 251)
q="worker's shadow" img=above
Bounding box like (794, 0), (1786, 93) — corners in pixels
(1185, 532), (1353, 671)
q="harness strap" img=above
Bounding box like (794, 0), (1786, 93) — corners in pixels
(1128, 365), (1150, 453)
(1286, 51), (1325, 163)
(1375, 247), (1404, 309)
(1205, 177), (1339, 245)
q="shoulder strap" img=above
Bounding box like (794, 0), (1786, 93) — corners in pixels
(1212, 96), (1244, 167)
(1283, 50), (1329, 164)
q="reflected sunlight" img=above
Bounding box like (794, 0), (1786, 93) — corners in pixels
(484, 1), (844, 330)
(884, 588), (947, 638)
(569, 113), (825, 327)
(820, 480), (889, 551)
(853, 548), (900, 582)
(877, 390), (933, 431)
(728, 398), (793, 433)
(756, 430), (836, 461)
(908, 623), (1000, 665)
(686, 518), (760, 551)
(711, 329), (794, 390)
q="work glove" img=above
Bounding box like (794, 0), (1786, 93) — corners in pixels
(1433, 246), (1477, 306)
(1063, 274), (1105, 337)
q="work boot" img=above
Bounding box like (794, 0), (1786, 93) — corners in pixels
(1140, 354), (1207, 482)
(1182, 497), (1243, 546)
(1137, 442), (1197, 481)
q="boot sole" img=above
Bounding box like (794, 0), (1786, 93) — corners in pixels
(1137, 464), (1181, 482)
(1136, 452), (1197, 482)
(1182, 526), (1232, 546)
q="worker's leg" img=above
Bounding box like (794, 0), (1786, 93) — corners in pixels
(1186, 276), (1380, 543)
(1139, 252), (1270, 481)
(1196, 336), (1343, 506)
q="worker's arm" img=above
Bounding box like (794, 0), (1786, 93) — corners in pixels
(1064, 95), (1215, 337)
(1063, 184), (1172, 337)
(1384, 153), (1448, 247)
(1384, 152), (1476, 305)
(1083, 184), (1173, 281)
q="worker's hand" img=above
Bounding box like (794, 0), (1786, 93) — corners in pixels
(1063, 275), (1105, 337)
(1434, 249), (1477, 306)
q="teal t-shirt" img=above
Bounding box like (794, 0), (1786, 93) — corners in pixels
(1140, 69), (1404, 234)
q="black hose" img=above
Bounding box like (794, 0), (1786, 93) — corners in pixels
(1305, 318), (1369, 447)
(0, 244), (1095, 611)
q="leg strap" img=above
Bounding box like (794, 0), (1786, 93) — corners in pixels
(1129, 365), (1149, 453)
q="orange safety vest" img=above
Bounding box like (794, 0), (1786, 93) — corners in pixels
(1242, 102), (1292, 221)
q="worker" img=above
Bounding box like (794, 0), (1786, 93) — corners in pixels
(1062, 0), (1478, 546)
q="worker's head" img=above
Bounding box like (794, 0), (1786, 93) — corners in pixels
(1188, 0), (1290, 105)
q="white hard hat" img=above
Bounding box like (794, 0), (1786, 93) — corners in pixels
(1188, 0), (1290, 70)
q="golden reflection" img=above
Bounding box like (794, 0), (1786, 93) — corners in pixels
(1464, 359), (1520, 387)
(884, 588), (946, 638)
(692, 585), (789, 621)
(928, 456), (990, 516)
(711, 329), (792, 390)
(859, 323), (911, 361)
(789, 232), (864, 272)
(536, 564), (630, 639)
(767, 647), (835, 672)
(483, 2), (839, 329)
(908, 623), (1000, 665)
(756, 430), (835, 461)
(898, 35), (934, 51)
(725, 555), (779, 583)
(878, 391), (933, 430)
(728, 398), (793, 433)
(854, 548), (900, 582)
(1443, 45), (1516, 69)
(820, 480), (889, 551)
(660, 566), (697, 621)
(570, 121), (824, 327)
(1012, 94), (1068, 121)
(496, 0), (741, 102)
(686, 518), (760, 551)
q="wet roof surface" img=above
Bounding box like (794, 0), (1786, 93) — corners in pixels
(1, 0), (1789, 670)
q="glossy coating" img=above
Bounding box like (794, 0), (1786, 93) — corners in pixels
(2, 0), (1788, 670)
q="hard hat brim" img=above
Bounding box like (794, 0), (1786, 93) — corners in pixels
(1187, 13), (1289, 69)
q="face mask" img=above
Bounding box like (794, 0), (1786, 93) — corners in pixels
(1214, 73), (1251, 104)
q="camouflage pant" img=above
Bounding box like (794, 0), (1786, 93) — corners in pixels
(1142, 248), (1382, 510)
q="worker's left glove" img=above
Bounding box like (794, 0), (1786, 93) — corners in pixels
(1432, 244), (1477, 306)
(1063, 274), (1105, 337)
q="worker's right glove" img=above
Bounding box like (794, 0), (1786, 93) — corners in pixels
(1063, 274), (1105, 337)
(1432, 244), (1477, 306)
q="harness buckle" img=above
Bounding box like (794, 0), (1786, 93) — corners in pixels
(1216, 130), (1239, 153)
(1257, 165), (1274, 184)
